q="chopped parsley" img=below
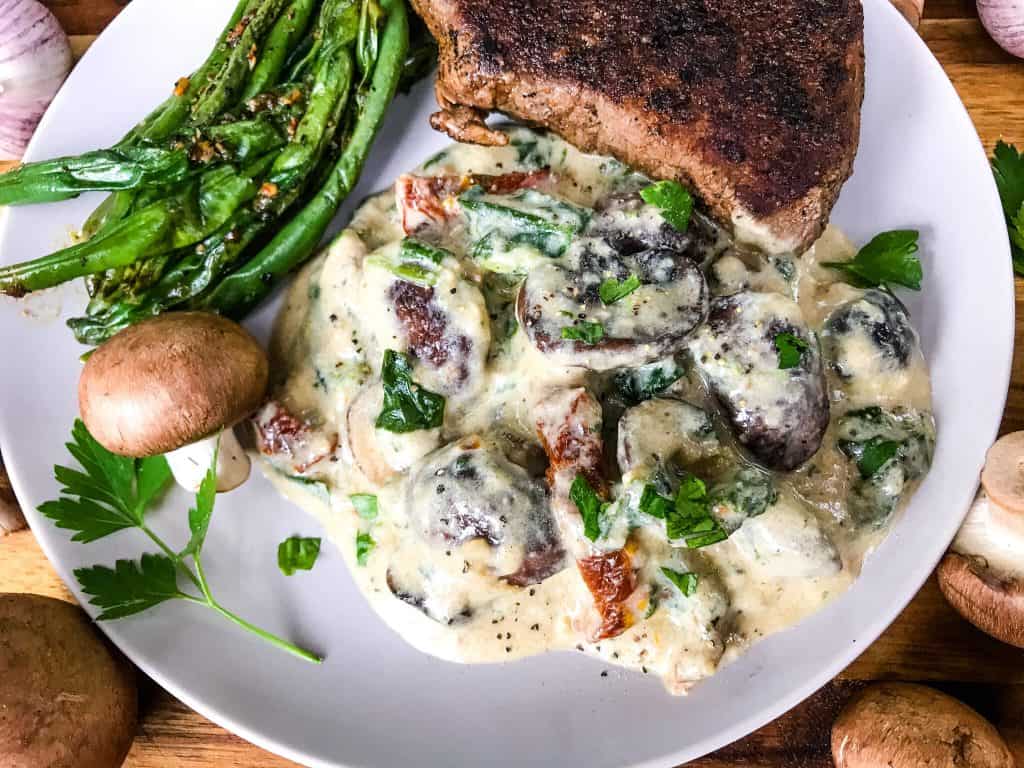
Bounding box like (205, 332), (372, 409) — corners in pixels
(356, 532), (376, 566)
(665, 475), (728, 548)
(774, 332), (810, 370)
(375, 350), (446, 433)
(349, 493), (379, 520)
(638, 484), (673, 519)
(640, 180), (693, 232)
(277, 536), (321, 576)
(660, 567), (699, 597)
(825, 230), (922, 290)
(562, 321), (605, 345)
(599, 274), (641, 305)
(569, 474), (608, 541)
(992, 140), (1024, 276)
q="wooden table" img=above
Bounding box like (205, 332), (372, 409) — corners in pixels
(3, 1), (1024, 765)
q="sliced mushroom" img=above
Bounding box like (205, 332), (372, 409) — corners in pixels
(616, 397), (720, 476)
(79, 312), (268, 492)
(688, 290), (829, 471)
(346, 383), (441, 486)
(822, 289), (928, 407)
(836, 406), (935, 527)
(831, 682), (1014, 768)
(405, 435), (565, 586)
(517, 238), (708, 371)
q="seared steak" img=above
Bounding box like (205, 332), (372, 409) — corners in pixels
(412, 0), (864, 253)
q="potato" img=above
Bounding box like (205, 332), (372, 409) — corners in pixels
(832, 683), (1014, 768)
(0, 593), (137, 768)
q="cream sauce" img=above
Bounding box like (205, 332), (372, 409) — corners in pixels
(256, 127), (936, 694)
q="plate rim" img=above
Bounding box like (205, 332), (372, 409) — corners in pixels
(0, 0), (1014, 765)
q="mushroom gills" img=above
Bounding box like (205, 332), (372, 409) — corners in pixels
(688, 290), (830, 471)
(164, 429), (251, 493)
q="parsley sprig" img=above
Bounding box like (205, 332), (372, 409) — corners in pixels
(41, 420), (321, 663)
(992, 141), (1024, 277)
(638, 475), (728, 548)
(825, 230), (922, 290)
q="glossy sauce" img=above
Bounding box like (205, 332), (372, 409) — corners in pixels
(257, 128), (935, 694)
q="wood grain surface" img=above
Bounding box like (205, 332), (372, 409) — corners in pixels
(1, 1), (1023, 766)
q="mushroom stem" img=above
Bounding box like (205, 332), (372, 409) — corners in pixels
(165, 430), (251, 493)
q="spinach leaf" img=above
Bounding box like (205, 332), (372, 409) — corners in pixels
(612, 359), (684, 406)
(561, 321), (605, 344)
(375, 350), (446, 433)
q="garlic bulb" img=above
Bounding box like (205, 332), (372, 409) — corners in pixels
(0, 0), (72, 161)
(978, 0), (1024, 59)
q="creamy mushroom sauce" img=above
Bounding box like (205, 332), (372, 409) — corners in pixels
(256, 127), (936, 694)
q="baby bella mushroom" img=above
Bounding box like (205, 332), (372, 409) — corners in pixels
(937, 431), (1024, 649)
(0, 593), (137, 768)
(831, 682), (1014, 768)
(79, 312), (268, 492)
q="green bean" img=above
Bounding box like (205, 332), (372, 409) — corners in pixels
(242, 0), (319, 100)
(197, 0), (408, 319)
(0, 201), (179, 296)
(191, 0), (292, 126)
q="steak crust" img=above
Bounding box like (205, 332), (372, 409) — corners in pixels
(413, 0), (864, 253)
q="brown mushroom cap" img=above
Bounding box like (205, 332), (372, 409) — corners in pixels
(832, 682), (1013, 768)
(937, 551), (1024, 649)
(981, 431), (1024, 515)
(0, 593), (137, 768)
(79, 312), (269, 457)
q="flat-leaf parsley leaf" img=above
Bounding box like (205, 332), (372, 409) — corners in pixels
(599, 274), (640, 305)
(774, 332), (810, 370)
(570, 474), (608, 541)
(562, 321), (604, 345)
(825, 230), (922, 290)
(640, 180), (693, 232)
(278, 536), (322, 576)
(992, 141), (1024, 277)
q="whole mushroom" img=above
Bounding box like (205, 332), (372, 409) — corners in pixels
(0, 454), (26, 535)
(79, 312), (269, 492)
(831, 682), (1014, 768)
(937, 431), (1024, 648)
(0, 593), (137, 768)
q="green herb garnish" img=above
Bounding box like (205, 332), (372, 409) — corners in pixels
(774, 332), (810, 370)
(569, 474), (608, 541)
(278, 536), (322, 576)
(665, 475), (728, 548)
(376, 350), (446, 433)
(612, 360), (684, 406)
(350, 493), (379, 520)
(43, 421), (321, 663)
(640, 180), (693, 232)
(992, 140), (1024, 277)
(356, 532), (376, 566)
(599, 274), (641, 305)
(660, 567), (699, 597)
(825, 230), (922, 290)
(842, 436), (901, 478)
(638, 484), (673, 519)
(561, 321), (605, 345)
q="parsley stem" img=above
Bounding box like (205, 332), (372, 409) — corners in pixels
(194, 555), (322, 664)
(140, 523), (203, 592)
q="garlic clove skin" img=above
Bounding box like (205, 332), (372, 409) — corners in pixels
(0, 0), (73, 161)
(978, 0), (1024, 60)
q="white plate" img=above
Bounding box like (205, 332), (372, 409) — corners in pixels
(0, 0), (1013, 765)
